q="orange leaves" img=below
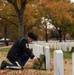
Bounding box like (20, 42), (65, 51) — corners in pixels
(41, 0), (73, 25)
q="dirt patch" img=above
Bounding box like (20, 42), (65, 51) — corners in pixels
(0, 52), (72, 75)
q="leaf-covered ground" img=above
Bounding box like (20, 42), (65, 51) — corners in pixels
(0, 51), (72, 75)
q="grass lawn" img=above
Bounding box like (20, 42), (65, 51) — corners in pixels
(0, 47), (72, 59)
(50, 48), (72, 59)
(0, 48), (10, 52)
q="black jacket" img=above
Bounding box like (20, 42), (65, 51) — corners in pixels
(7, 37), (35, 61)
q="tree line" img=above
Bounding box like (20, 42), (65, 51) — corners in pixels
(0, 0), (74, 42)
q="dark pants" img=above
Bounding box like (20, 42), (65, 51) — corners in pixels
(6, 52), (29, 69)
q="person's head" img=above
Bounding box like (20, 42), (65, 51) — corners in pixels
(27, 32), (38, 42)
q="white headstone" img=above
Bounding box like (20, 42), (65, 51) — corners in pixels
(29, 43), (33, 49)
(52, 42), (57, 49)
(32, 44), (44, 58)
(44, 46), (50, 70)
(32, 44), (39, 58)
(54, 50), (64, 75)
(56, 43), (61, 50)
(68, 42), (74, 52)
(39, 46), (44, 55)
(61, 42), (67, 51)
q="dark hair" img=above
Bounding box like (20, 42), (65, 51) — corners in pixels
(28, 32), (38, 41)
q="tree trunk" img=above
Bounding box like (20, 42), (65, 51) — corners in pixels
(4, 26), (7, 41)
(58, 29), (62, 42)
(56, 36), (59, 41)
(63, 32), (66, 42)
(46, 25), (48, 42)
(18, 12), (24, 38)
(7, 0), (27, 38)
(4, 26), (8, 46)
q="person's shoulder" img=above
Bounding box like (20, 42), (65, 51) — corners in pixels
(20, 37), (28, 42)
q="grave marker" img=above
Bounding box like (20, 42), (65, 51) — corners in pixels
(54, 50), (64, 75)
(44, 46), (50, 70)
(32, 44), (44, 58)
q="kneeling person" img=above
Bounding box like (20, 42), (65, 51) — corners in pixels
(0, 32), (38, 70)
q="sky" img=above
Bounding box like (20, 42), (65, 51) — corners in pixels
(71, 0), (74, 2)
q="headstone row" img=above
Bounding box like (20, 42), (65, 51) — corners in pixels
(29, 43), (50, 70)
(29, 43), (74, 75)
(33, 41), (74, 52)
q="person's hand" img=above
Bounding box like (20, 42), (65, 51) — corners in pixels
(33, 57), (39, 64)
